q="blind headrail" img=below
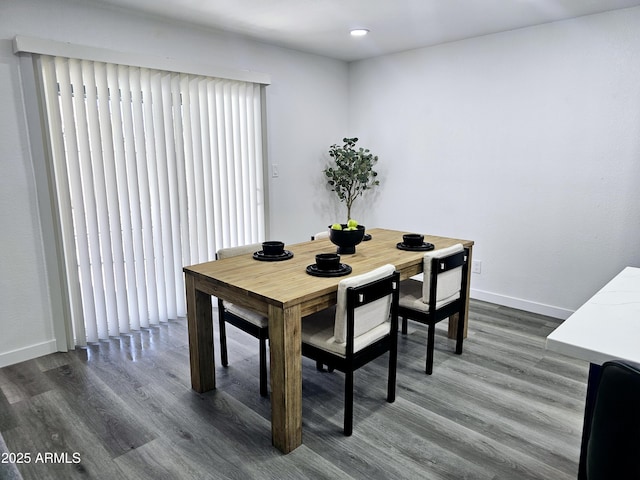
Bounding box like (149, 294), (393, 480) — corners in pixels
(13, 35), (271, 86)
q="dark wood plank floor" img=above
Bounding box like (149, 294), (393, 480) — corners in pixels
(0, 300), (587, 479)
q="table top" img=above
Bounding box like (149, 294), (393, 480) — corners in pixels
(183, 228), (473, 311)
(545, 266), (640, 366)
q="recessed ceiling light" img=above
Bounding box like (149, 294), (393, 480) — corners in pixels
(350, 29), (369, 37)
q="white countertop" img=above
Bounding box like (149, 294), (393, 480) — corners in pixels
(546, 266), (640, 366)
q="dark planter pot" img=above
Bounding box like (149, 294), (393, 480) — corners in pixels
(328, 225), (365, 254)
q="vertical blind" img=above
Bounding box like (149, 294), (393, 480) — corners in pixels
(38, 55), (266, 344)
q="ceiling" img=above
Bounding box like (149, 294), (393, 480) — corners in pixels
(90, 0), (640, 61)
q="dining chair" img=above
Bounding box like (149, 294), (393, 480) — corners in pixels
(301, 264), (400, 435)
(586, 360), (640, 480)
(311, 230), (329, 240)
(311, 228), (331, 372)
(216, 243), (269, 397)
(398, 243), (469, 374)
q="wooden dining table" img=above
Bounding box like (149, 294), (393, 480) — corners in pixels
(183, 228), (474, 453)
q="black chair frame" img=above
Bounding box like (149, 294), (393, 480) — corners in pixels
(217, 298), (269, 396)
(399, 248), (469, 374)
(215, 250), (269, 397)
(585, 360), (640, 480)
(301, 270), (400, 436)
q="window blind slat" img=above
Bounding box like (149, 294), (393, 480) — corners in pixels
(215, 82), (231, 247)
(171, 75), (190, 290)
(117, 66), (142, 330)
(139, 68), (161, 325)
(199, 79), (216, 258)
(180, 75), (199, 265)
(96, 62), (130, 335)
(42, 56), (87, 346)
(160, 72), (179, 319)
(107, 63), (137, 333)
(223, 83), (238, 246)
(188, 77), (207, 260)
(61, 58), (99, 343)
(147, 69), (167, 323)
(83, 60), (118, 339)
(126, 67), (151, 328)
(207, 81), (223, 254)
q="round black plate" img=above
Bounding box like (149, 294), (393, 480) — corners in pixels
(396, 242), (435, 252)
(363, 233), (372, 241)
(253, 250), (294, 261)
(306, 263), (352, 277)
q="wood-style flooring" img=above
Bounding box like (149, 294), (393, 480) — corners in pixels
(0, 300), (588, 479)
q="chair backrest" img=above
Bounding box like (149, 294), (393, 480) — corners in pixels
(312, 230), (330, 240)
(217, 243), (263, 260)
(334, 264), (398, 345)
(586, 360), (640, 480)
(422, 243), (466, 309)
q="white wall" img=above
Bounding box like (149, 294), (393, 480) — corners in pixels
(0, 40), (57, 365)
(0, 0), (349, 366)
(349, 7), (640, 317)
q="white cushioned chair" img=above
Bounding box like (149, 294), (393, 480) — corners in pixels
(398, 243), (469, 374)
(301, 264), (400, 435)
(216, 243), (269, 396)
(311, 230), (329, 240)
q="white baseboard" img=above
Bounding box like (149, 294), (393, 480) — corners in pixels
(0, 339), (58, 368)
(470, 288), (574, 320)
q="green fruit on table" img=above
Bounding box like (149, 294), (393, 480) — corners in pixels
(347, 219), (358, 228)
(331, 223), (342, 230)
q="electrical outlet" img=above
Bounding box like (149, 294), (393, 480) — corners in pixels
(272, 164), (279, 178)
(472, 260), (482, 274)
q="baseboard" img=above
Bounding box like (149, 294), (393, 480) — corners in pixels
(0, 339), (58, 368)
(470, 288), (574, 320)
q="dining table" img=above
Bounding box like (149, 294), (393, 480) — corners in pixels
(545, 266), (640, 479)
(183, 227), (474, 453)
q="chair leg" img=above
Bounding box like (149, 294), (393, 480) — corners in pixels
(344, 371), (354, 436)
(388, 344), (397, 403)
(425, 324), (435, 375)
(219, 316), (229, 367)
(455, 312), (465, 355)
(259, 337), (268, 397)
(401, 316), (408, 335)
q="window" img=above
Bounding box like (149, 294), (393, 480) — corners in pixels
(37, 55), (266, 344)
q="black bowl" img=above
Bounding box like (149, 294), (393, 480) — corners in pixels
(262, 241), (285, 256)
(402, 233), (424, 247)
(315, 253), (341, 271)
(328, 225), (366, 254)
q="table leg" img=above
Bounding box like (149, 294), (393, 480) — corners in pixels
(185, 274), (215, 393)
(578, 362), (601, 480)
(268, 303), (302, 453)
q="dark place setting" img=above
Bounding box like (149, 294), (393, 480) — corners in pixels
(306, 252), (352, 277)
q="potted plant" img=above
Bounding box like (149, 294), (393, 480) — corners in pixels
(323, 137), (380, 253)
(324, 137), (379, 223)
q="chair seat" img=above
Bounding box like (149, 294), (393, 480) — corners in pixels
(225, 303), (268, 328)
(398, 278), (460, 313)
(302, 306), (391, 357)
